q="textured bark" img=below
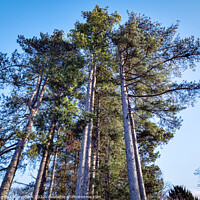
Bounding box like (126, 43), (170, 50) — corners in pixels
(83, 62), (96, 197)
(0, 75), (47, 200)
(75, 54), (96, 199)
(32, 122), (56, 200)
(75, 63), (94, 198)
(47, 146), (58, 200)
(94, 129), (100, 197)
(90, 140), (96, 196)
(119, 52), (141, 200)
(90, 98), (100, 196)
(106, 141), (111, 200)
(128, 97), (147, 200)
(47, 127), (60, 199)
(38, 151), (51, 198)
(95, 101), (100, 176)
(0, 114), (35, 200)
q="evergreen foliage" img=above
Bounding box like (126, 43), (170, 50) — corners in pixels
(0, 5), (200, 200)
(168, 185), (198, 200)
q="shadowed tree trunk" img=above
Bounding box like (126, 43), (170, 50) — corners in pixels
(47, 136), (59, 200)
(33, 121), (56, 200)
(90, 97), (100, 196)
(38, 151), (51, 199)
(106, 140), (111, 200)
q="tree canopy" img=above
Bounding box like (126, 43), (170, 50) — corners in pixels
(1, 5), (200, 200)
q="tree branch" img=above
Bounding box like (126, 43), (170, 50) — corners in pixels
(2, 65), (39, 73)
(0, 143), (18, 156)
(128, 85), (200, 98)
(0, 167), (9, 172)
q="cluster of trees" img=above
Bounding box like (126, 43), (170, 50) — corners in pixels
(1, 6), (200, 200)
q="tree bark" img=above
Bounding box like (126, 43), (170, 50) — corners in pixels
(38, 151), (51, 198)
(47, 143), (58, 200)
(83, 62), (96, 197)
(90, 97), (100, 196)
(75, 63), (94, 198)
(90, 139), (96, 196)
(128, 97), (147, 200)
(106, 140), (111, 200)
(119, 51), (141, 200)
(75, 54), (96, 199)
(0, 75), (47, 200)
(32, 121), (56, 200)
(47, 127), (60, 199)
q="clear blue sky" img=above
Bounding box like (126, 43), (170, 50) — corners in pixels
(1, 0), (200, 196)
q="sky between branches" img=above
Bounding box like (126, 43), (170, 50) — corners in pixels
(0, 0), (200, 196)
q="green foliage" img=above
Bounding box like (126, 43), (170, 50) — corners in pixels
(142, 164), (164, 199)
(168, 185), (198, 200)
(0, 29), (84, 180)
(70, 5), (121, 52)
(92, 79), (128, 199)
(1, 5), (200, 199)
(112, 10), (200, 199)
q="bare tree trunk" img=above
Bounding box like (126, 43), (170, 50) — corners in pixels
(75, 63), (94, 198)
(47, 127), (60, 199)
(106, 140), (111, 200)
(83, 62), (96, 197)
(90, 140), (96, 196)
(75, 54), (96, 199)
(32, 122), (55, 200)
(95, 128), (100, 197)
(38, 151), (51, 198)
(90, 97), (100, 196)
(33, 151), (48, 200)
(47, 143), (58, 200)
(0, 75), (47, 200)
(128, 97), (147, 200)
(119, 51), (141, 200)
(95, 101), (100, 188)
(0, 114), (35, 199)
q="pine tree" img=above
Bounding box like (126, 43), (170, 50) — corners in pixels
(168, 185), (198, 200)
(1, 7), (200, 200)
(70, 6), (121, 198)
(91, 55), (130, 199)
(0, 30), (83, 199)
(113, 11), (200, 200)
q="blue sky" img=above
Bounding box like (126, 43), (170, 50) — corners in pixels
(1, 0), (200, 196)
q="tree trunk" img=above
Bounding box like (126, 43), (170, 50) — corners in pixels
(47, 127), (60, 199)
(106, 140), (111, 200)
(83, 62), (96, 197)
(90, 139), (96, 196)
(32, 122), (55, 200)
(75, 55), (96, 199)
(38, 151), (51, 198)
(128, 97), (147, 200)
(90, 97), (100, 196)
(75, 63), (94, 198)
(47, 144), (58, 200)
(0, 75), (47, 200)
(0, 114), (35, 200)
(95, 129), (100, 197)
(119, 51), (141, 200)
